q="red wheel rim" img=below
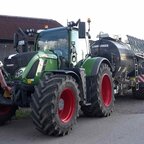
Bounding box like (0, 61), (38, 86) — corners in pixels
(101, 74), (112, 107)
(0, 105), (11, 115)
(58, 88), (76, 123)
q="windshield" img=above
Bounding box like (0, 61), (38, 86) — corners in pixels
(36, 28), (68, 59)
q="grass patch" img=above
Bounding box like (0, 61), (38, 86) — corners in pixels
(16, 108), (31, 119)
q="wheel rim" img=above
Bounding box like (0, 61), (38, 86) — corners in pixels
(0, 105), (11, 116)
(101, 74), (112, 107)
(58, 88), (76, 123)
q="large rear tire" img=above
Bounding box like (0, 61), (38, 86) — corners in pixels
(81, 63), (114, 117)
(31, 74), (80, 136)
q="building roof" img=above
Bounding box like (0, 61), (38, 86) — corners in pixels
(0, 15), (62, 40)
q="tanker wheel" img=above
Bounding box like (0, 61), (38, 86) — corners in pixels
(0, 105), (16, 125)
(82, 63), (114, 117)
(31, 74), (80, 136)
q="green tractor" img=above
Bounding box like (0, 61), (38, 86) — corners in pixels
(0, 19), (114, 136)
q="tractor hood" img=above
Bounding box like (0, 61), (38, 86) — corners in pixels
(37, 50), (57, 59)
(4, 50), (58, 79)
(4, 52), (38, 76)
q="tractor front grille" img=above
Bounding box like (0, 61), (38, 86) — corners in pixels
(4, 52), (37, 76)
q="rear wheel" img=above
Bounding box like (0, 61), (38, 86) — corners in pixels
(81, 63), (114, 117)
(31, 74), (80, 136)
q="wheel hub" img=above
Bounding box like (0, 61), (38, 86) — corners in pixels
(58, 98), (64, 111)
(58, 88), (76, 123)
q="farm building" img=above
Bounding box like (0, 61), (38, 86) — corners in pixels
(0, 15), (62, 61)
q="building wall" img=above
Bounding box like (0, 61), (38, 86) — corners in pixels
(0, 43), (16, 61)
(0, 15), (62, 62)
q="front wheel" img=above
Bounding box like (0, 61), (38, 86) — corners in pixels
(81, 63), (114, 117)
(31, 74), (80, 136)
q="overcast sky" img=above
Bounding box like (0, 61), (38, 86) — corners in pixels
(0, 0), (143, 40)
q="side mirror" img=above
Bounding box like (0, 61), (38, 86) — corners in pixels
(78, 22), (86, 38)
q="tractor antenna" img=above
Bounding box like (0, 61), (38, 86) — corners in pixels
(75, 19), (81, 26)
(87, 18), (91, 32)
(87, 18), (91, 39)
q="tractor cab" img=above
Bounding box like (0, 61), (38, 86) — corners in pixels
(34, 21), (89, 68)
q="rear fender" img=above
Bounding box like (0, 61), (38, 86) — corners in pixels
(82, 57), (112, 76)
